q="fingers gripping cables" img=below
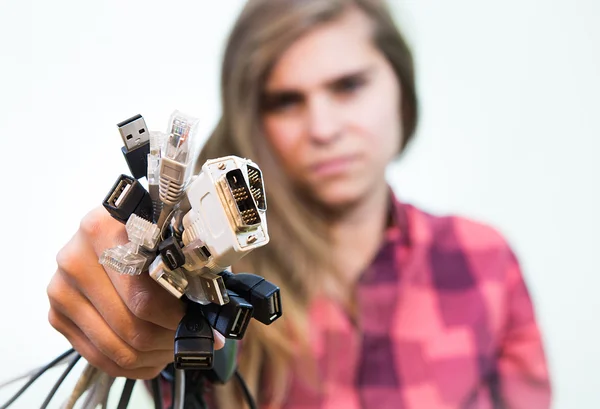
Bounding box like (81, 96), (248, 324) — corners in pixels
(102, 112), (280, 408)
(0, 111), (281, 409)
(101, 111), (278, 408)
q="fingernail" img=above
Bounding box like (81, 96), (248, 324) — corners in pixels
(214, 330), (226, 346)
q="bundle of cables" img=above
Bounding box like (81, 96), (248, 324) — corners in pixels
(0, 111), (281, 409)
(0, 344), (256, 409)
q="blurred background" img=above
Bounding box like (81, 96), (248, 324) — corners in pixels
(0, 0), (597, 407)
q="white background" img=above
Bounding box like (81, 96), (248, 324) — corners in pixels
(0, 0), (598, 408)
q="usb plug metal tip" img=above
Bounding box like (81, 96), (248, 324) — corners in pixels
(199, 272), (230, 306)
(117, 114), (150, 151)
(117, 114), (151, 179)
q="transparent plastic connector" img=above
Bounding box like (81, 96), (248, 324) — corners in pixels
(150, 130), (166, 157)
(99, 242), (151, 276)
(125, 214), (160, 250)
(148, 131), (166, 186)
(149, 256), (188, 299)
(164, 111), (199, 164)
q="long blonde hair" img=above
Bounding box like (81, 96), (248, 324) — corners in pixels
(195, 0), (418, 407)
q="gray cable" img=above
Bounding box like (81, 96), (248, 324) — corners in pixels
(97, 374), (115, 409)
(80, 372), (114, 409)
(173, 369), (185, 409)
(40, 354), (82, 409)
(0, 349), (76, 409)
(61, 363), (100, 409)
(0, 352), (75, 390)
(99, 376), (115, 409)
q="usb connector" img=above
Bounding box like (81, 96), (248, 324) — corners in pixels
(117, 114), (149, 151)
(102, 174), (153, 224)
(201, 290), (253, 339)
(117, 114), (151, 179)
(219, 271), (282, 325)
(198, 272), (229, 306)
(174, 303), (214, 370)
(149, 256), (188, 299)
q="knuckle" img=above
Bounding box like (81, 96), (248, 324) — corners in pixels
(46, 277), (60, 303)
(86, 351), (121, 378)
(114, 350), (139, 370)
(128, 328), (154, 352)
(128, 289), (153, 321)
(79, 210), (104, 240)
(47, 309), (63, 332)
(46, 276), (68, 310)
(55, 246), (80, 277)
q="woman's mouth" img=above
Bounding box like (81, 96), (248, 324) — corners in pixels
(310, 155), (360, 177)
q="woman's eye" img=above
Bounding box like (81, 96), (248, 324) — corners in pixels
(333, 76), (366, 94)
(262, 93), (303, 113)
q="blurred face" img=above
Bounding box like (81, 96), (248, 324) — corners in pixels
(261, 8), (402, 209)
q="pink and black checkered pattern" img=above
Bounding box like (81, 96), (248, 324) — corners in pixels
(278, 197), (551, 409)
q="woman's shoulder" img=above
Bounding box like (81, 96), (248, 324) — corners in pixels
(398, 200), (520, 284)
(395, 197), (509, 246)
(412, 204), (508, 246)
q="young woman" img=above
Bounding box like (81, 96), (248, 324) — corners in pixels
(47, 0), (551, 408)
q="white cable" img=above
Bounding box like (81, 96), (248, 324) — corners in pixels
(80, 372), (114, 409)
(99, 375), (116, 409)
(173, 369), (185, 409)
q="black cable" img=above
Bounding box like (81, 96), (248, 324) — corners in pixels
(160, 365), (175, 383)
(234, 370), (257, 409)
(117, 378), (136, 409)
(0, 348), (75, 409)
(151, 376), (164, 409)
(186, 375), (210, 409)
(39, 353), (82, 409)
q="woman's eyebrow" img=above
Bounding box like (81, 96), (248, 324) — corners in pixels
(263, 66), (375, 95)
(324, 66), (374, 90)
(262, 89), (304, 100)
(260, 89), (305, 111)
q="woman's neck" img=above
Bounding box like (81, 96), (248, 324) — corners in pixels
(327, 181), (391, 289)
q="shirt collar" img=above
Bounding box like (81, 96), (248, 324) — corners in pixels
(385, 187), (410, 248)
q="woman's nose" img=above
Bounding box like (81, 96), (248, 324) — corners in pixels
(306, 94), (342, 144)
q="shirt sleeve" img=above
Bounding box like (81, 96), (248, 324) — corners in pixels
(495, 249), (552, 409)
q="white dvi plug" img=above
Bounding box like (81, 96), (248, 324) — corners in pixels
(181, 156), (269, 275)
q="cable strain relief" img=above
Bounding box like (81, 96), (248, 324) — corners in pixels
(159, 178), (184, 206)
(182, 217), (204, 246)
(152, 199), (163, 223)
(204, 259), (222, 273)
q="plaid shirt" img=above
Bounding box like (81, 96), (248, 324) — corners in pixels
(278, 196), (551, 409)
